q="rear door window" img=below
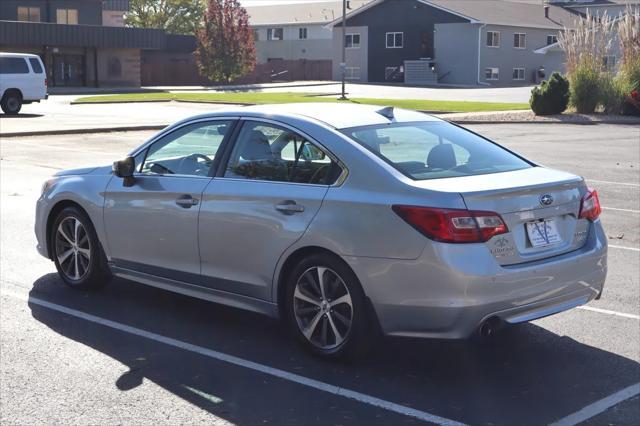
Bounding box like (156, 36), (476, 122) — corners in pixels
(224, 121), (343, 185)
(0, 58), (30, 74)
(29, 58), (43, 74)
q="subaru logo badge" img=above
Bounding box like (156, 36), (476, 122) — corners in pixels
(540, 194), (554, 206)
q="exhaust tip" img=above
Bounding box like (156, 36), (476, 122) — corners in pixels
(479, 316), (501, 338)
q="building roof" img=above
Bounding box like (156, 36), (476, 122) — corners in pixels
(246, 1), (372, 26)
(553, 0), (639, 6)
(425, 0), (583, 29)
(327, 0), (585, 29)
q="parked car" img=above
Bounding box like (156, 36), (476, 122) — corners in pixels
(0, 52), (48, 115)
(35, 103), (607, 359)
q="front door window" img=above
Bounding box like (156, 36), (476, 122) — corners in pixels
(141, 121), (232, 177)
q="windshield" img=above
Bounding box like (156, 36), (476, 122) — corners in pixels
(342, 121), (532, 180)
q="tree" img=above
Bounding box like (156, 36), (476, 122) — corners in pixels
(195, 0), (256, 83)
(125, 0), (205, 35)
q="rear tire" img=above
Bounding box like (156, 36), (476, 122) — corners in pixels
(284, 253), (372, 360)
(1, 90), (22, 115)
(51, 207), (111, 290)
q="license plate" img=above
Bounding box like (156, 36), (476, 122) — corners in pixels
(526, 219), (562, 247)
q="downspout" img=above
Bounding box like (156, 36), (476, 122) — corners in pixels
(476, 23), (490, 86)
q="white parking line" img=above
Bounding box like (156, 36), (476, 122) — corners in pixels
(602, 207), (640, 213)
(5, 291), (466, 426)
(549, 382), (640, 426)
(586, 179), (640, 187)
(578, 306), (640, 320)
(609, 244), (640, 252)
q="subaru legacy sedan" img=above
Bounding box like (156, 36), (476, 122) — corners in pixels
(35, 103), (607, 359)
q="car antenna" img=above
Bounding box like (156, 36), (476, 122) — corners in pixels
(376, 106), (395, 120)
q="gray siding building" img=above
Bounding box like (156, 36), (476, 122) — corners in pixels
(328, 0), (637, 86)
(246, 1), (370, 64)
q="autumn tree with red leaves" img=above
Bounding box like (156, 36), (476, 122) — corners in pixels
(195, 0), (256, 83)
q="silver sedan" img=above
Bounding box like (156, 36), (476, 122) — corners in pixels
(35, 103), (607, 359)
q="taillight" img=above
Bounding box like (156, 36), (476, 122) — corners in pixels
(392, 205), (508, 243)
(579, 189), (601, 221)
(44, 78), (48, 87)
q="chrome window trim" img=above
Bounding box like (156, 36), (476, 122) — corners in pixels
(217, 116), (349, 188)
(131, 173), (213, 180)
(128, 117), (241, 158)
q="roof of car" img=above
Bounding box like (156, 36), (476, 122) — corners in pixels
(0, 52), (42, 59)
(222, 102), (440, 129)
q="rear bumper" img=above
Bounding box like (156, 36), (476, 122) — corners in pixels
(346, 220), (607, 339)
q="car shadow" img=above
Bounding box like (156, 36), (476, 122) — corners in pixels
(28, 273), (640, 426)
(0, 113), (44, 118)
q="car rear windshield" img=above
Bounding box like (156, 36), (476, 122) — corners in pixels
(341, 121), (532, 180)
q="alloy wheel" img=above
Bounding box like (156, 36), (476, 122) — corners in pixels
(55, 217), (91, 281)
(293, 266), (353, 350)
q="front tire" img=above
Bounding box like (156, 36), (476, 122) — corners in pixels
(284, 253), (372, 360)
(1, 91), (22, 115)
(51, 207), (111, 290)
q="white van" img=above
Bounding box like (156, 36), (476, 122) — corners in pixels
(0, 52), (48, 115)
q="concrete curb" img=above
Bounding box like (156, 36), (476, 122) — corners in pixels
(448, 119), (640, 125)
(1, 125), (167, 138)
(69, 100), (172, 105)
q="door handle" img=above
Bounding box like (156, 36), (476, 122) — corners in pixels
(275, 201), (305, 215)
(175, 195), (199, 208)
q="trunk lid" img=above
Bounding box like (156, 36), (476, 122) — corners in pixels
(412, 167), (590, 265)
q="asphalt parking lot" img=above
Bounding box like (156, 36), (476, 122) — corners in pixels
(1, 123), (638, 425)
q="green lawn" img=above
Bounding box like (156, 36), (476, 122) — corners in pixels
(73, 92), (529, 113)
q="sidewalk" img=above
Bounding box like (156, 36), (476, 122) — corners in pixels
(3, 98), (638, 137)
(48, 81), (336, 96)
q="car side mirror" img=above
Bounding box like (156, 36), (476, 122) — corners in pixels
(113, 157), (136, 186)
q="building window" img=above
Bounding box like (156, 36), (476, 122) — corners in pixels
(345, 33), (361, 48)
(547, 34), (558, 45)
(514, 33), (526, 49)
(345, 67), (361, 80)
(253, 30), (259, 41)
(17, 7), (40, 22)
(56, 9), (78, 25)
(487, 31), (500, 47)
(386, 32), (403, 48)
(485, 67), (499, 80)
(603, 55), (616, 71)
(267, 28), (284, 41)
(299, 27), (308, 39)
(512, 68), (526, 80)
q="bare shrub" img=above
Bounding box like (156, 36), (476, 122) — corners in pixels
(559, 11), (615, 113)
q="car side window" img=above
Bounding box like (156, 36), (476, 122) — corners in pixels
(140, 121), (232, 176)
(224, 121), (342, 185)
(29, 58), (43, 74)
(0, 57), (29, 74)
